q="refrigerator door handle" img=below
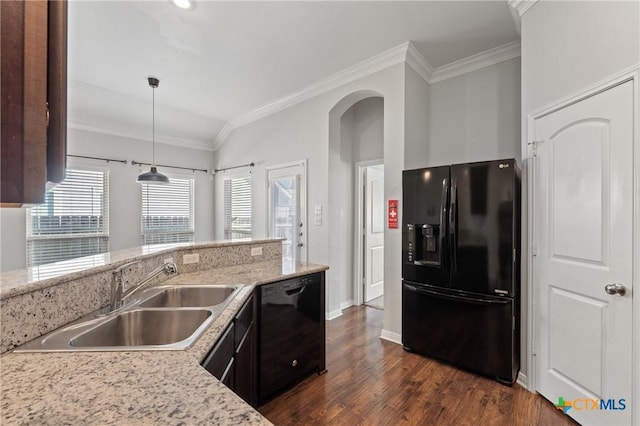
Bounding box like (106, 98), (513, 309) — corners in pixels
(404, 284), (511, 305)
(449, 178), (457, 272)
(439, 176), (448, 267)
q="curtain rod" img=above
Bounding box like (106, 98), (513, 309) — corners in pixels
(131, 160), (208, 174)
(68, 154), (128, 164)
(213, 162), (255, 174)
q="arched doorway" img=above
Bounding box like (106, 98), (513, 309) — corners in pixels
(327, 91), (384, 318)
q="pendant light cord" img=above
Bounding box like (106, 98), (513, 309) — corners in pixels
(152, 86), (156, 166)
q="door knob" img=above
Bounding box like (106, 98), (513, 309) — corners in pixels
(604, 283), (626, 296)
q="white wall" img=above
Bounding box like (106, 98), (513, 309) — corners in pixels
(522, 1), (639, 115)
(214, 64), (406, 330)
(428, 57), (521, 167)
(0, 209), (26, 272)
(404, 64), (430, 170)
(352, 97), (384, 163)
(0, 128), (215, 272)
(520, 0), (639, 385)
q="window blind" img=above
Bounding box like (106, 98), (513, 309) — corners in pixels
(141, 177), (195, 245)
(224, 175), (252, 239)
(26, 169), (109, 267)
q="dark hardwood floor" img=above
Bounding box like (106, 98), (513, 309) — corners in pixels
(259, 305), (577, 426)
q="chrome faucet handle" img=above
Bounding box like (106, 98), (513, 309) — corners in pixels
(165, 262), (177, 274)
(112, 268), (124, 284)
(110, 261), (139, 310)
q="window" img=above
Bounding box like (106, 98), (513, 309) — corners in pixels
(224, 175), (252, 239)
(26, 169), (109, 267)
(141, 177), (194, 245)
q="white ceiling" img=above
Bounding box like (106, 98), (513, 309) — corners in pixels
(68, 1), (519, 151)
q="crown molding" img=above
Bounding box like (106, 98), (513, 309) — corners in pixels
(213, 123), (234, 150)
(429, 40), (521, 84)
(214, 39), (521, 150)
(508, 0), (538, 17)
(213, 42), (411, 150)
(405, 42), (435, 84)
(69, 117), (216, 152)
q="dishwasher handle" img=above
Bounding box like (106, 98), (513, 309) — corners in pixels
(285, 285), (306, 296)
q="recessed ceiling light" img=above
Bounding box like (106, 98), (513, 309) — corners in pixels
(171, 0), (192, 10)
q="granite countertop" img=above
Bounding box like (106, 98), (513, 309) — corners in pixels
(0, 238), (285, 300)
(0, 260), (328, 425)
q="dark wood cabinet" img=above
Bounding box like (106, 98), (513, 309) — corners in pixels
(1, 0), (67, 206)
(234, 295), (257, 407)
(203, 323), (235, 380)
(202, 294), (257, 407)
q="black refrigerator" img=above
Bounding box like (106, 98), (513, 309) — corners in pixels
(402, 158), (521, 384)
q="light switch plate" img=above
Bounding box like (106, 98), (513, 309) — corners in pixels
(251, 247), (263, 256)
(183, 253), (200, 264)
(315, 216), (322, 226)
(314, 205), (322, 215)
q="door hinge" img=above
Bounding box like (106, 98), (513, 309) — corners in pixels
(532, 341), (537, 356)
(532, 243), (538, 256)
(513, 248), (517, 263)
(529, 141), (540, 157)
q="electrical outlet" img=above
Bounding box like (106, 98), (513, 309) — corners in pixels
(251, 247), (263, 256)
(183, 253), (200, 264)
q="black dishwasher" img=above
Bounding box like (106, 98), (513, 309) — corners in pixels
(258, 273), (324, 403)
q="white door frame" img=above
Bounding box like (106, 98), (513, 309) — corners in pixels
(265, 159), (308, 262)
(354, 158), (384, 305)
(526, 66), (639, 424)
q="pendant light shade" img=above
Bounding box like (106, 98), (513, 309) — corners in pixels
(137, 166), (170, 183)
(137, 77), (170, 184)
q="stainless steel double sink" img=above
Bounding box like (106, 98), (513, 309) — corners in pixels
(15, 285), (243, 352)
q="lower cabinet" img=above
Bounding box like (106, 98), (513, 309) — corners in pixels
(201, 272), (325, 408)
(233, 294), (257, 406)
(202, 294), (257, 407)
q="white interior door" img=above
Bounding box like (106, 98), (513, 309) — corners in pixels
(534, 81), (633, 425)
(364, 165), (384, 302)
(267, 162), (306, 262)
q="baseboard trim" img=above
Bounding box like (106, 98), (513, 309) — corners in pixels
(517, 372), (529, 390)
(380, 329), (402, 345)
(326, 309), (343, 321)
(340, 300), (354, 310)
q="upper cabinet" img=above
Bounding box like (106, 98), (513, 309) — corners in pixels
(1, 0), (68, 206)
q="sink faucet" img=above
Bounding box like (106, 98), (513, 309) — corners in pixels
(109, 261), (178, 312)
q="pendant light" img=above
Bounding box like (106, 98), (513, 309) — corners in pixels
(137, 77), (170, 184)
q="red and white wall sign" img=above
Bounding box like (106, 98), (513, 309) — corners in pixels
(388, 199), (398, 229)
